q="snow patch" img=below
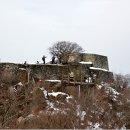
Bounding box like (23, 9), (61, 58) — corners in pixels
(43, 89), (48, 99)
(105, 86), (120, 95)
(79, 61), (92, 64)
(40, 87), (44, 91)
(48, 92), (67, 97)
(97, 85), (102, 89)
(46, 100), (54, 109)
(66, 95), (73, 102)
(87, 122), (101, 129)
(45, 80), (61, 83)
(17, 82), (23, 86)
(81, 111), (86, 121)
(76, 105), (86, 121)
(85, 77), (92, 83)
(19, 68), (26, 71)
(92, 123), (100, 129)
(90, 67), (109, 72)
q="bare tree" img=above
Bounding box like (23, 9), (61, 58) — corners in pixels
(48, 41), (84, 60)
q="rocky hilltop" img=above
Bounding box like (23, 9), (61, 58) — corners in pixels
(0, 53), (129, 129)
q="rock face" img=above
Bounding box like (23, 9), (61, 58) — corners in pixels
(82, 53), (109, 70)
(31, 87), (47, 114)
(62, 53), (109, 70)
(0, 63), (28, 84)
(17, 68), (28, 83)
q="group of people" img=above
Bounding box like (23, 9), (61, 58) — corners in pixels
(42, 55), (61, 64)
(23, 55), (60, 65)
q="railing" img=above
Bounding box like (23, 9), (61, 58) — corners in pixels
(61, 74), (94, 85)
(62, 74), (75, 84)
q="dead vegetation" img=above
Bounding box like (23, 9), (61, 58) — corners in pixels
(0, 71), (130, 129)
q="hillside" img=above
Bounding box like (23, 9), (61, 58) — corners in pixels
(0, 56), (129, 129)
(0, 77), (129, 129)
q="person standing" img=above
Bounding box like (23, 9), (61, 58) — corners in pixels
(58, 55), (62, 64)
(52, 55), (55, 64)
(24, 61), (27, 65)
(42, 55), (46, 64)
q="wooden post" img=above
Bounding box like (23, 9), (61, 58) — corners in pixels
(78, 85), (80, 99)
(80, 64), (82, 85)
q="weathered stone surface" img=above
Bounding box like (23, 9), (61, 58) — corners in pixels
(0, 53), (114, 84)
(0, 63), (18, 84)
(0, 63), (28, 84)
(30, 64), (69, 80)
(82, 53), (109, 70)
(17, 68), (28, 83)
(62, 53), (109, 70)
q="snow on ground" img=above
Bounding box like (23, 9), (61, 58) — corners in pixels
(46, 99), (69, 114)
(105, 86), (120, 96)
(14, 82), (23, 90)
(90, 67), (109, 72)
(92, 123), (101, 129)
(27, 114), (35, 118)
(17, 82), (23, 86)
(43, 89), (48, 98)
(40, 87), (73, 113)
(87, 122), (102, 129)
(66, 95), (73, 102)
(48, 92), (67, 97)
(41, 88), (73, 101)
(79, 61), (92, 64)
(45, 80), (61, 83)
(48, 91), (73, 103)
(97, 85), (103, 89)
(19, 68), (26, 71)
(81, 111), (86, 121)
(46, 100), (60, 111)
(76, 105), (86, 121)
(97, 83), (120, 101)
(97, 83), (120, 96)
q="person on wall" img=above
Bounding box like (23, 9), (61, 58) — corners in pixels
(42, 55), (47, 64)
(52, 55), (55, 64)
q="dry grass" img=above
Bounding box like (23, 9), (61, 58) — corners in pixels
(0, 71), (130, 129)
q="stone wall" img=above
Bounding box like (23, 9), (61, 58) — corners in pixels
(28, 64), (69, 80)
(82, 53), (109, 70)
(90, 69), (114, 83)
(0, 63), (28, 84)
(0, 57), (113, 85)
(68, 62), (113, 83)
(68, 62), (92, 82)
(0, 63), (69, 84)
(61, 53), (109, 70)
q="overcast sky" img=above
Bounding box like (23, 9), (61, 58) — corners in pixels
(0, 0), (130, 74)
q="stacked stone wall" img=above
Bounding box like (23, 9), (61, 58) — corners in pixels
(82, 53), (109, 70)
(61, 53), (109, 70)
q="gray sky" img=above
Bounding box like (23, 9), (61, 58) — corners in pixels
(0, 0), (130, 74)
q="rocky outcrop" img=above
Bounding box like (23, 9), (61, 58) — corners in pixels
(0, 63), (29, 84)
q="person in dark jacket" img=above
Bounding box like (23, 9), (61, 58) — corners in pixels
(52, 55), (55, 64)
(24, 61), (27, 65)
(42, 55), (46, 64)
(58, 55), (62, 64)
